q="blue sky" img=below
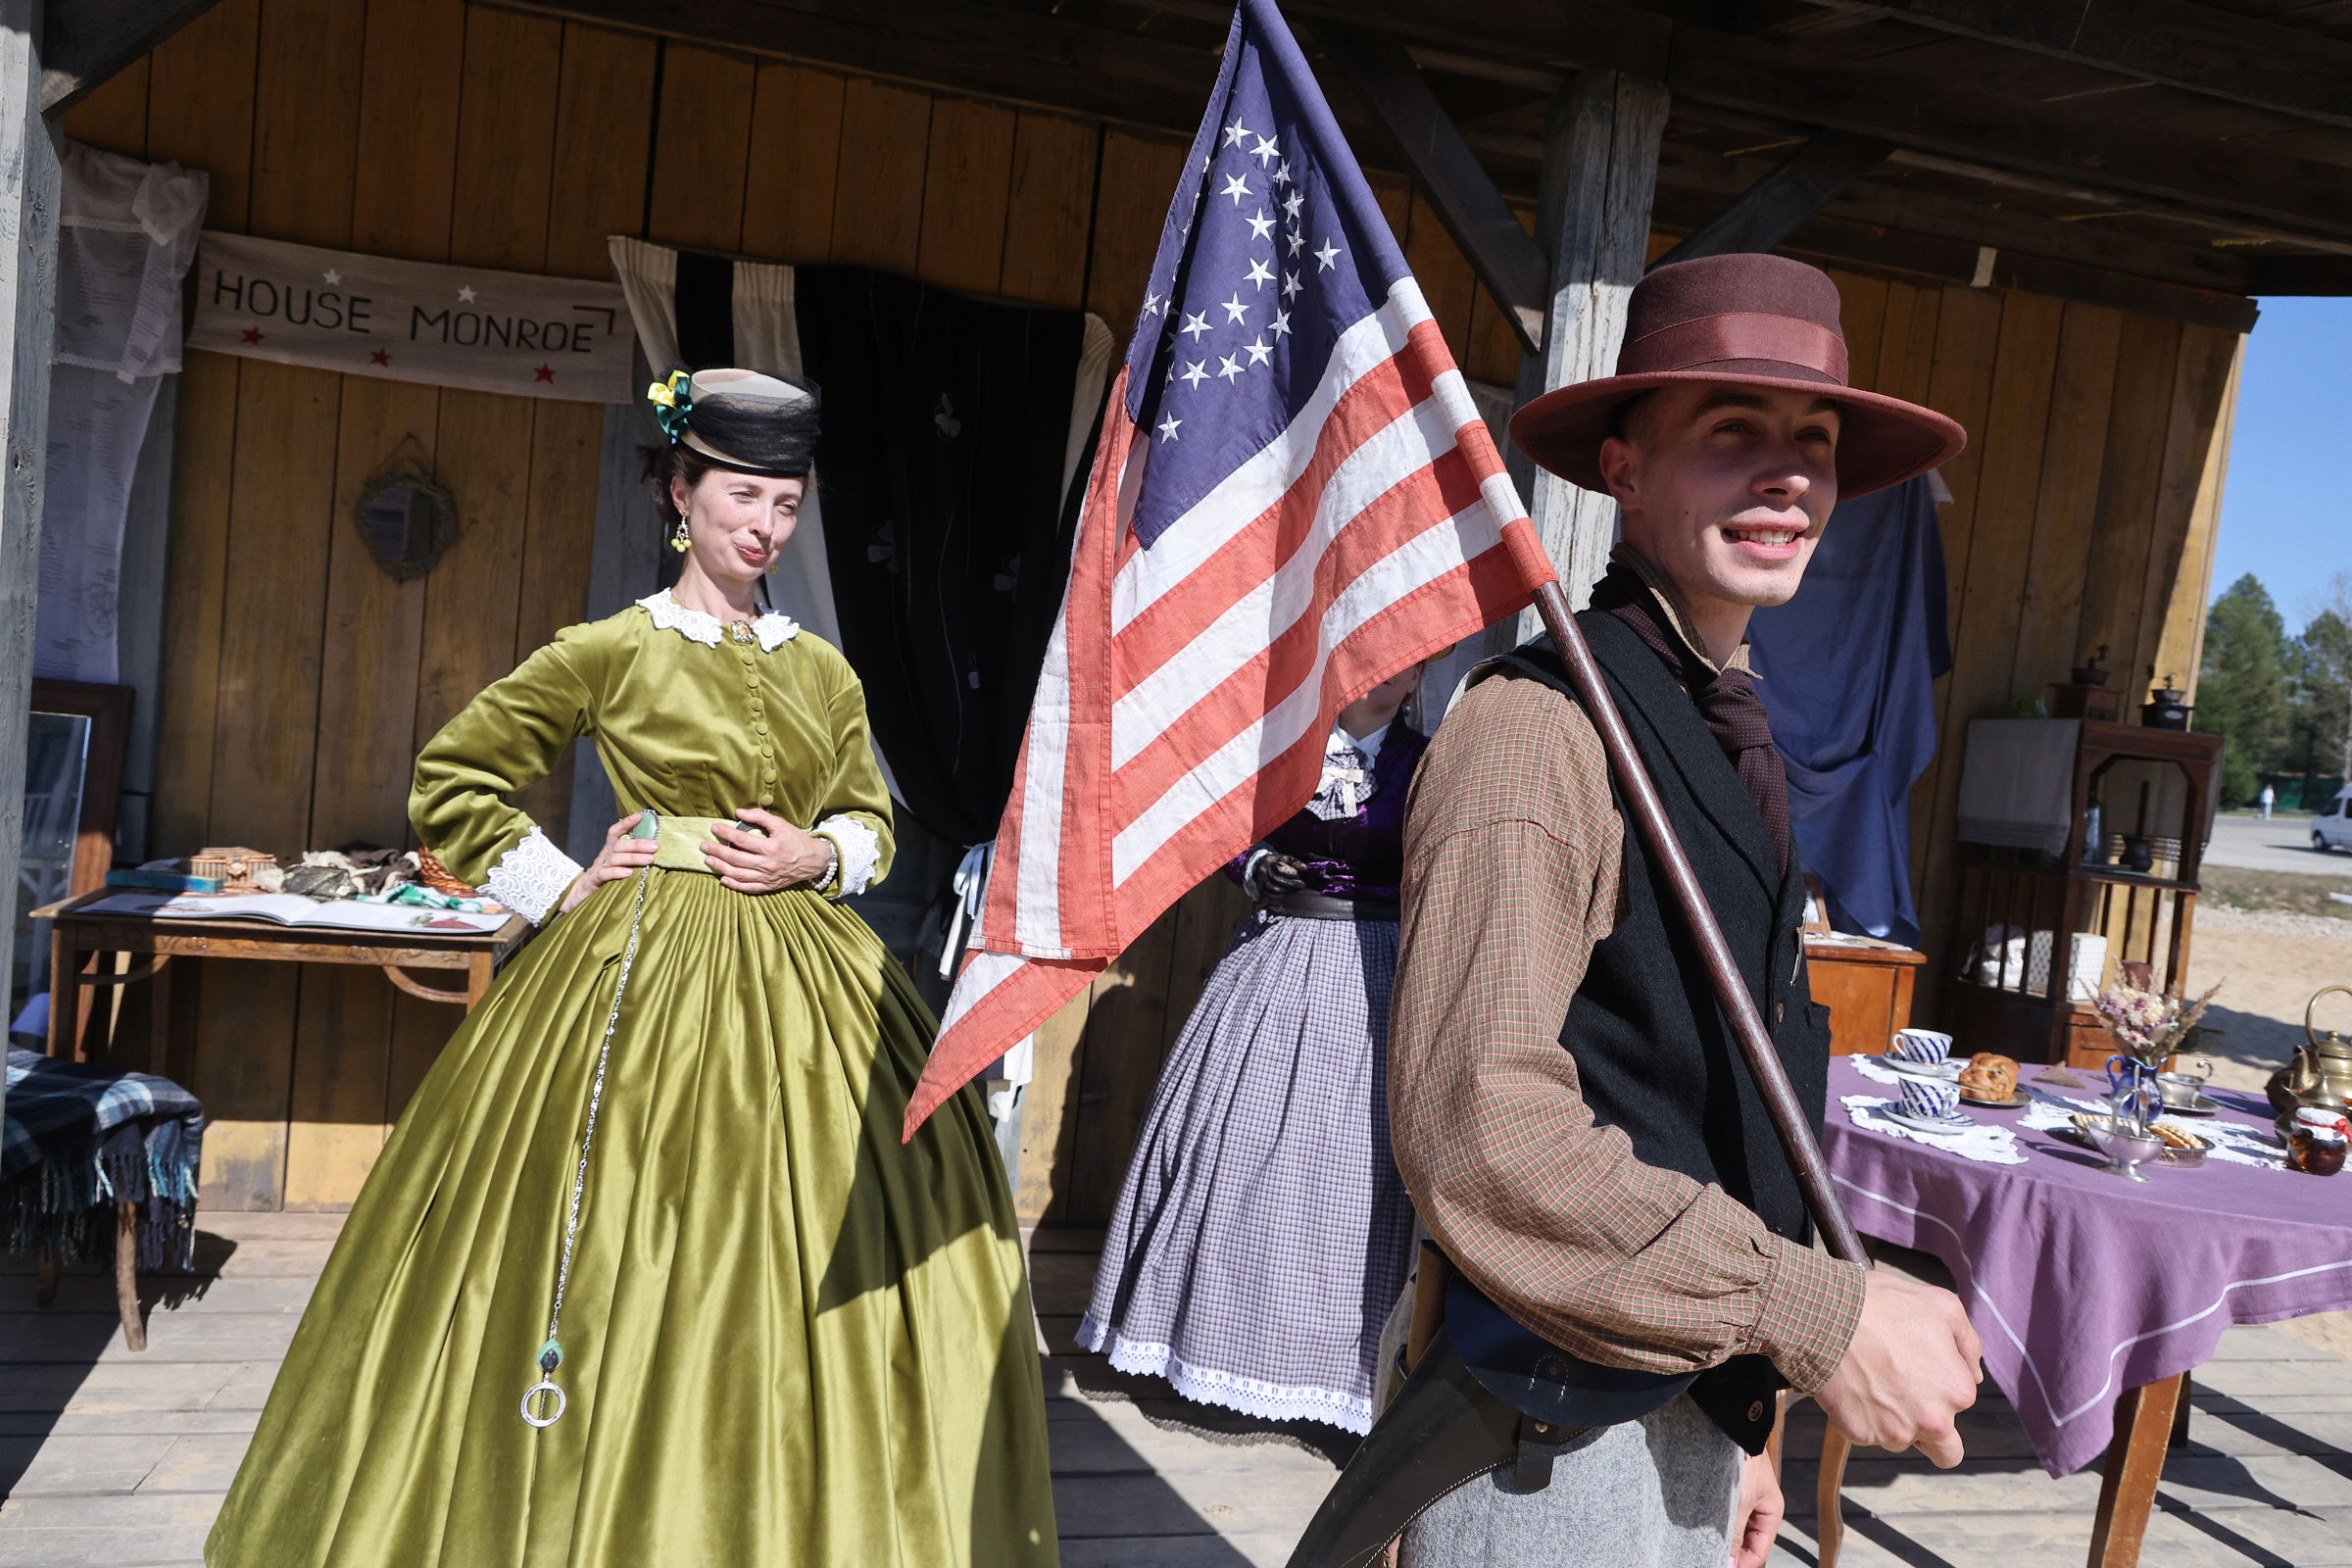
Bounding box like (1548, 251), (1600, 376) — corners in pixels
(2211, 296), (2352, 630)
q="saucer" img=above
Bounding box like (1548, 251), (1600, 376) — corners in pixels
(1875, 1054), (1962, 1081)
(2158, 1094), (2221, 1116)
(1960, 1089), (2031, 1109)
(1883, 1105), (1976, 1134)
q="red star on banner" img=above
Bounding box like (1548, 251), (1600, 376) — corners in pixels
(370, 349), (392, 366)
(533, 364), (555, 384)
(240, 327), (264, 344)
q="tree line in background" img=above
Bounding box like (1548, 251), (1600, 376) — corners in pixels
(2198, 572), (2352, 808)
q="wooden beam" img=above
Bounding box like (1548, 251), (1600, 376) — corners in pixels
(1503, 69), (1669, 637)
(39, 0), (223, 114)
(1314, 23), (1544, 354)
(2245, 255), (2352, 295)
(1651, 128), (1890, 269)
(1655, 127), (1890, 267)
(1784, 0), (2352, 132)
(1288, 1), (2352, 251)
(0, 0), (59, 1137)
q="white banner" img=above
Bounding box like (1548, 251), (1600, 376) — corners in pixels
(186, 231), (630, 403)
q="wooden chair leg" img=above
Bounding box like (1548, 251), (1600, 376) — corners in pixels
(1817, 1425), (1853, 1568)
(2088, 1373), (2184, 1568)
(115, 1200), (146, 1352)
(34, 1249), (59, 1306)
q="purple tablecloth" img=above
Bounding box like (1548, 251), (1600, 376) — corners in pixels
(1824, 1056), (2352, 1476)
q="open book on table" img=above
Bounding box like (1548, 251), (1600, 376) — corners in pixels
(84, 892), (511, 936)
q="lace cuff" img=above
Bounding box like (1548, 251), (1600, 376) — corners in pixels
(812, 814), (882, 900)
(480, 826), (585, 925)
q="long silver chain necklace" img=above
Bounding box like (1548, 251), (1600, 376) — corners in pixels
(520, 848), (655, 1428)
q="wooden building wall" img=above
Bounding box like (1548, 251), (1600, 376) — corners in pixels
(62, 0), (2236, 1220)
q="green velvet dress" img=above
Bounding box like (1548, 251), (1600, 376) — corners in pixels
(206, 593), (1057, 1568)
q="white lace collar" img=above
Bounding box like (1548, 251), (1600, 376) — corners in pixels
(637, 591), (800, 652)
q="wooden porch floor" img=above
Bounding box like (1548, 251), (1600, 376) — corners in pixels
(8, 1214), (2352, 1566)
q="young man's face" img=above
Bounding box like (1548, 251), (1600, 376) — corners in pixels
(1595, 382), (1841, 612)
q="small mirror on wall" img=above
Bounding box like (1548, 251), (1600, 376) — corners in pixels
(354, 453), (459, 580)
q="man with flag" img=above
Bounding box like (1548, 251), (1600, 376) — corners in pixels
(1302, 254), (1988, 1566)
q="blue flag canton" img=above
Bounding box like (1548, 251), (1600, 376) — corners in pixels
(1122, 18), (1402, 549)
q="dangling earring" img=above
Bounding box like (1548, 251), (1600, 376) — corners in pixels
(669, 516), (690, 554)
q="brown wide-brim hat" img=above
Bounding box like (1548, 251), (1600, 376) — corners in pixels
(1509, 253), (1965, 500)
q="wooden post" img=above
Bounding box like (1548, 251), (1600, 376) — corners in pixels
(1501, 71), (1670, 647)
(0, 0), (59, 1133)
(115, 1198), (146, 1351)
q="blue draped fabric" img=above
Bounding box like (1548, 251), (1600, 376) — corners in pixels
(1745, 476), (1949, 946)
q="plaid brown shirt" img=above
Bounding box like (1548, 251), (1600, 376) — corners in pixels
(1390, 549), (1866, 1394)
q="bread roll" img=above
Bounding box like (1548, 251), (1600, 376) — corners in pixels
(1958, 1052), (2018, 1100)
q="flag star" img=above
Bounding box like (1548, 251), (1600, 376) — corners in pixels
(1274, 159), (1293, 187)
(1287, 227), (1305, 259)
(1245, 207), (1275, 242)
(1315, 237), (1344, 270)
(1217, 354), (1246, 381)
(1251, 133), (1281, 167)
(1143, 289), (1163, 317)
(1180, 359), (1210, 389)
(1220, 292), (1250, 323)
(1157, 414), (1183, 442)
(322, 268), (342, 285)
(1244, 256), (1274, 291)
(1165, 362), (1175, 385)
(1223, 117), (1254, 148)
(457, 285), (477, 303)
(1269, 308), (1293, 340)
(1220, 172), (1253, 207)
(1244, 335), (1272, 367)
(1282, 190), (1305, 221)
(1282, 270), (1302, 301)
(1180, 311), (1213, 341)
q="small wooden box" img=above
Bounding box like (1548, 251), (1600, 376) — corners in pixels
(2048, 682), (2123, 722)
(192, 846), (277, 890)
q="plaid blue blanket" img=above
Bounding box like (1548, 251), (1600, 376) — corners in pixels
(4, 1048), (204, 1269)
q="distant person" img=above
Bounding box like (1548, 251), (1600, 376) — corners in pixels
(2261, 783), (2277, 819)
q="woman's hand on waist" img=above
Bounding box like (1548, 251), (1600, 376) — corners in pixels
(559, 812), (660, 917)
(704, 808), (834, 894)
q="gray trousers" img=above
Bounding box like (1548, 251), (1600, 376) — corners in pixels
(1397, 1394), (1741, 1567)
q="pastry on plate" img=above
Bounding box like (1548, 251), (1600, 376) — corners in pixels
(1957, 1053), (2018, 1100)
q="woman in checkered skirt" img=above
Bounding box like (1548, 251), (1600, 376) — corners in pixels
(1076, 662), (1427, 1434)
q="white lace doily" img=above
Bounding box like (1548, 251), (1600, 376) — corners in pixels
(813, 813), (881, 899)
(636, 591), (799, 651)
(1842, 1095), (2030, 1165)
(2018, 1091), (2286, 1170)
(480, 826), (584, 926)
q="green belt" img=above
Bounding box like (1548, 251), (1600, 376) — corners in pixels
(628, 811), (760, 874)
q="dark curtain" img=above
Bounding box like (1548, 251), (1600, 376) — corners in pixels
(1746, 476), (1952, 947)
(794, 268), (1098, 847)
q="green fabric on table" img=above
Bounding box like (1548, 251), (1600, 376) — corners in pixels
(207, 604), (1056, 1567)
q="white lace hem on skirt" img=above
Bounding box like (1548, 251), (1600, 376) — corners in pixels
(1074, 1312), (1374, 1434)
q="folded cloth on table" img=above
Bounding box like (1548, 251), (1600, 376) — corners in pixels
(3, 1047), (203, 1268)
(1956, 718), (2081, 856)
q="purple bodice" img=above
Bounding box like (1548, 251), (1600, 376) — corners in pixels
(1227, 721), (1429, 902)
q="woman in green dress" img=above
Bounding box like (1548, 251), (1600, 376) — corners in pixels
(208, 369), (1057, 1567)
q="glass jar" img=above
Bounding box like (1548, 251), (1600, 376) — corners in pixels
(2287, 1106), (2349, 1176)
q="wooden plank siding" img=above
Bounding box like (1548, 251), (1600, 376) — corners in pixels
(62, 1), (2239, 1216)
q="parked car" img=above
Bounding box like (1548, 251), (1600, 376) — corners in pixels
(2317, 792), (2352, 853)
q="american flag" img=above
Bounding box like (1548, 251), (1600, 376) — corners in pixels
(904, 0), (1556, 1135)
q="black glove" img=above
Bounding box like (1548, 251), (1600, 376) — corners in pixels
(1250, 851), (1308, 898)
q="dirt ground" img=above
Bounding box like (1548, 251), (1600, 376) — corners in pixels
(2182, 918), (2352, 1361)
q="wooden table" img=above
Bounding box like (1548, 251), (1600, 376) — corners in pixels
(31, 889), (531, 1068)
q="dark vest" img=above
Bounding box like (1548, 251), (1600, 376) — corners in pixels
(1466, 610), (1833, 1454)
